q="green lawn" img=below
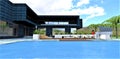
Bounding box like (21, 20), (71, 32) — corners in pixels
(111, 36), (120, 39)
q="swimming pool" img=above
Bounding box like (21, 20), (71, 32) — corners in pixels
(0, 41), (120, 59)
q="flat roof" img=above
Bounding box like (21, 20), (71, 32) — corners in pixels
(38, 15), (79, 21)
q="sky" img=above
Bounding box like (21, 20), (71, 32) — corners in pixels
(10, 0), (120, 27)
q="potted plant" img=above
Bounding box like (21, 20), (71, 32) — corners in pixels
(33, 29), (40, 40)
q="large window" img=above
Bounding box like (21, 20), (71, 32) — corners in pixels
(0, 20), (14, 36)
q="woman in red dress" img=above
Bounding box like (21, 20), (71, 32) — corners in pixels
(91, 30), (95, 38)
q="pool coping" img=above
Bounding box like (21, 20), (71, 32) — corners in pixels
(0, 38), (60, 45)
(0, 38), (120, 45)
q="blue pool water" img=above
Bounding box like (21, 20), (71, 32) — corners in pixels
(0, 41), (120, 59)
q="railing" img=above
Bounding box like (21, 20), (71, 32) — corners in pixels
(54, 34), (95, 39)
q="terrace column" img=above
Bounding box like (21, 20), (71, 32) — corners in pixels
(46, 27), (52, 37)
(77, 19), (82, 28)
(65, 27), (71, 34)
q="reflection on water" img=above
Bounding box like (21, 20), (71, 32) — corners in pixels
(0, 41), (119, 58)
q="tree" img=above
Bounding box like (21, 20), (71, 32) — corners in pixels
(102, 15), (120, 38)
(88, 24), (99, 32)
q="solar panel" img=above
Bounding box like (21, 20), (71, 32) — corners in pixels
(98, 26), (112, 32)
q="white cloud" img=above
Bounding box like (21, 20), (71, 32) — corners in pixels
(82, 6), (105, 23)
(77, 0), (89, 6)
(10, 0), (105, 23)
(9, 0), (26, 3)
(25, 0), (73, 15)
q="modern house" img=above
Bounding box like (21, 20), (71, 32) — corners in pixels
(0, 0), (82, 38)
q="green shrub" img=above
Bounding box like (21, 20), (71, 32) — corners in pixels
(33, 29), (45, 35)
(33, 29), (40, 34)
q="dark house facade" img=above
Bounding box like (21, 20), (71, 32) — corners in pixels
(0, 0), (82, 38)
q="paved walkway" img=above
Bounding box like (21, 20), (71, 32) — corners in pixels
(0, 36), (119, 45)
(0, 36), (59, 44)
(0, 38), (34, 45)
